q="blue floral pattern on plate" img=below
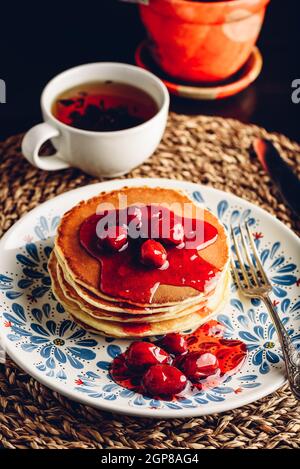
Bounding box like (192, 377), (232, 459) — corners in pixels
(0, 180), (299, 417)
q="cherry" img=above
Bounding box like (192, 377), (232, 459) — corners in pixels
(179, 352), (219, 382)
(127, 206), (143, 227)
(167, 222), (184, 245)
(152, 210), (184, 246)
(141, 207), (184, 246)
(125, 341), (171, 371)
(158, 333), (188, 356)
(160, 216), (184, 246)
(103, 225), (128, 251)
(140, 240), (167, 268)
(142, 364), (187, 397)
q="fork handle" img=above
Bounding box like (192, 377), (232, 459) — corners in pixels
(264, 295), (300, 400)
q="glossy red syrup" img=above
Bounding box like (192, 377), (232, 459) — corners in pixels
(110, 320), (247, 400)
(79, 205), (219, 304)
(121, 323), (152, 335)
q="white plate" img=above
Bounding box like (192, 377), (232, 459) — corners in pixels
(0, 178), (299, 418)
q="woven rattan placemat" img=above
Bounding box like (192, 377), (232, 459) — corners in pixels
(0, 114), (299, 449)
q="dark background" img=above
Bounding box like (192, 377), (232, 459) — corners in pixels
(0, 0), (299, 142)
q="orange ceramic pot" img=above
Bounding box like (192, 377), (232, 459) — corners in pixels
(139, 0), (270, 83)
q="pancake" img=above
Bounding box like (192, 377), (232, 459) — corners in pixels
(55, 186), (229, 307)
(53, 251), (226, 324)
(49, 250), (230, 338)
(49, 185), (230, 337)
(55, 247), (200, 314)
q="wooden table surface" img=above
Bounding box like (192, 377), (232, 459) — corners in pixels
(0, 0), (299, 143)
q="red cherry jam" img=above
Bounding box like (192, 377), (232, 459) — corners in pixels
(142, 365), (187, 397)
(178, 352), (219, 382)
(140, 240), (167, 268)
(165, 222), (185, 245)
(126, 341), (171, 371)
(158, 333), (188, 356)
(101, 225), (128, 252)
(80, 205), (219, 304)
(109, 320), (247, 400)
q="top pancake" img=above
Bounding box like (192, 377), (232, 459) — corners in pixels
(55, 186), (229, 306)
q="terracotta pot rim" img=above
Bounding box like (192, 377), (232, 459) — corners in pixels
(158, 0), (270, 7)
(144, 0), (271, 24)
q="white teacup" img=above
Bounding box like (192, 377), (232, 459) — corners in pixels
(22, 63), (169, 178)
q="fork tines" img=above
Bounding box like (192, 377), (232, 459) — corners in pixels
(230, 221), (272, 295)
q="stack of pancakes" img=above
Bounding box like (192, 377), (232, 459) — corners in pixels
(48, 186), (230, 338)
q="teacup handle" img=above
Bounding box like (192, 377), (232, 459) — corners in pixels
(22, 122), (71, 171)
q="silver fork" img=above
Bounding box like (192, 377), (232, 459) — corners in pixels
(230, 221), (300, 400)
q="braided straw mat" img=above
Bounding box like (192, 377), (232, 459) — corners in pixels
(0, 114), (299, 449)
